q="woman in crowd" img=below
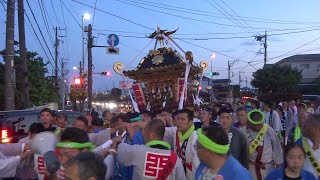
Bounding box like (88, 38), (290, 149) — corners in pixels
(265, 143), (316, 180)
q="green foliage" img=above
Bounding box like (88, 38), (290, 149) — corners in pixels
(251, 65), (302, 101)
(0, 50), (60, 110)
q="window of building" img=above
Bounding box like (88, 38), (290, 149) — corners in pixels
(317, 64), (320, 68)
(300, 64), (310, 69)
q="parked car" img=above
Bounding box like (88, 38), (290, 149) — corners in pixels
(0, 109), (83, 143)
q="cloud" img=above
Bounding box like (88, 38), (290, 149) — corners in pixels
(217, 49), (235, 53)
(240, 41), (256, 46)
(268, 37), (284, 42)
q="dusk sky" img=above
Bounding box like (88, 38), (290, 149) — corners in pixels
(1, 0), (320, 91)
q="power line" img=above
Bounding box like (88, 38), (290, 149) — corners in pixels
(49, 0), (61, 25)
(93, 27), (320, 36)
(0, 0), (6, 11)
(25, 11), (56, 71)
(205, 0), (257, 36)
(58, 0), (70, 60)
(120, 0), (320, 25)
(37, 0), (54, 44)
(41, 0), (55, 28)
(70, 0), (154, 30)
(176, 38), (248, 62)
(217, 0), (259, 35)
(115, 0), (259, 30)
(60, 0), (82, 28)
(114, 0), (320, 31)
(92, 0), (98, 27)
(268, 37), (320, 61)
(25, 0), (61, 74)
(59, 0), (67, 28)
(96, 27), (320, 41)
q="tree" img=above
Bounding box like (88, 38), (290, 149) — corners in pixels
(0, 50), (60, 110)
(251, 65), (302, 101)
(69, 84), (88, 112)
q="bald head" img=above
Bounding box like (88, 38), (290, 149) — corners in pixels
(144, 119), (165, 140)
(302, 114), (320, 140)
(306, 114), (320, 127)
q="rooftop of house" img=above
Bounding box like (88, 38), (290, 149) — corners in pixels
(276, 54), (320, 64)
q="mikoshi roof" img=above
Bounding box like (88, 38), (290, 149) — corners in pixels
(123, 47), (202, 81)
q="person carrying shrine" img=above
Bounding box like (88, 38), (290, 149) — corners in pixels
(116, 119), (186, 180)
(246, 109), (283, 180)
(218, 107), (249, 168)
(297, 114), (320, 179)
(164, 109), (200, 180)
(195, 124), (252, 180)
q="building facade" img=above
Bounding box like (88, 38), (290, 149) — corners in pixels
(276, 54), (320, 93)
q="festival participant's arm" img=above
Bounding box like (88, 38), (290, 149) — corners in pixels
(88, 128), (112, 146)
(0, 150), (33, 178)
(191, 133), (200, 177)
(104, 155), (115, 180)
(0, 143), (27, 156)
(119, 122), (135, 140)
(94, 136), (122, 153)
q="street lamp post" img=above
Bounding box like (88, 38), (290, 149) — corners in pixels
(210, 53), (216, 102)
(82, 13), (91, 75)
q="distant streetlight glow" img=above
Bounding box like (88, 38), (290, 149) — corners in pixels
(211, 53), (216, 59)
(83, 13), (91, 20)
(73, 67), (78, 70)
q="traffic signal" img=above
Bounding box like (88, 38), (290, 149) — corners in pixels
(101, 71), (111, 76)
(209, 72), (220, 76)
(74, 77), (83, 88)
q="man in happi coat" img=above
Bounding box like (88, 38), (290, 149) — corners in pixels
(297, 114), (320, 179)
(195, 124), (252, 180)
(164, 109), (200, 180)
(246, 109), (283, 180)
(117, 119), (186, 180)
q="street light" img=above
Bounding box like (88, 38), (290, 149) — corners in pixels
(73, 67), (79, 70)
(82, 13), (91, 74)
(210, 53), (216, 102)
(83, 13), (91, 20)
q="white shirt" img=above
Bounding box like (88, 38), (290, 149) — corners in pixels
(264, 110), (283, 132)
(303, 138), (320, 178)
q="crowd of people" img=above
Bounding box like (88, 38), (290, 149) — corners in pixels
(0, 99), (320, 180)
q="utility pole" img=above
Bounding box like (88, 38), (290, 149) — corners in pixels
(264, 31), (267, 65)
(246, 76), (248, 89)
(5, 0), (15, 110)
(82, 17), (85, 73)
(87, 24), (93, 109)
(255, 31), (267, 65)
(60, 60), (67, 110)
(210, 60), (213, 102)
(18, 0), (29, 108)
(238, 71), (242, 88)
(54, 27), (59, 88)
(228, 61), (231, 103)
(79, 61), (82, 76)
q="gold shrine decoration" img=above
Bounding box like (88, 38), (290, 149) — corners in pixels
(113, 62), (124, 74)
(200, 61), (208, 71)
